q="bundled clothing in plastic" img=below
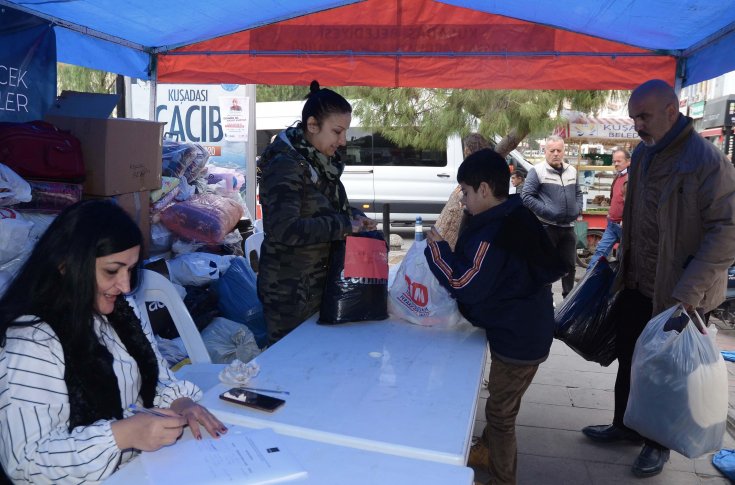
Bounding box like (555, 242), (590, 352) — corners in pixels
(554, 258), (618, 366)
(624, 304), (728, 458)
(320, 231), (388, 324)
(424, 195), (565, 364)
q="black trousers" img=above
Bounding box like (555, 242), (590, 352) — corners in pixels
(610, 288), (666, 450)
(544, 224), (577, 297)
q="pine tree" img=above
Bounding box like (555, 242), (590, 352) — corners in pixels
(255, 84), (626, 246)
(57, 63), (116, 95)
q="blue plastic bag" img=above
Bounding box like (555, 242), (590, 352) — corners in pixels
(713, 449), (735, 480)
(213, 257), (267, 348)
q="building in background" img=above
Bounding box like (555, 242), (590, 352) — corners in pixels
(680, 72), (735, 158)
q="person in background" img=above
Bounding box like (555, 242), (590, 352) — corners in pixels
(586, 148), (630, 270)
(582, 79), (735, 478)
(425, 149), (565, 485)
(0, 200), (225, 484)
(510, 170), (525, 195)
(521, 135), (583, 298)
(257, 80), (375, 344)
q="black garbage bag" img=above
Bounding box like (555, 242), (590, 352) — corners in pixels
(554, 258), (618, 366)
(319, 230), (389, 324)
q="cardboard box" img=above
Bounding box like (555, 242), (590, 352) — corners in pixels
(46, 115), (164, 196)
(85, 191), (152, 257)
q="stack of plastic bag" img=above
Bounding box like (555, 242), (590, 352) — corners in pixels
(624, 304), (728, 458)
(554, 258), (618, 366)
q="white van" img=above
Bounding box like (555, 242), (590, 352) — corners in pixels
(256, 101), (533, 226)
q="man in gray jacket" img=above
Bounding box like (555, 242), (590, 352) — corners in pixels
(521, 135), (583, 297)
(582, 79), (735, 478)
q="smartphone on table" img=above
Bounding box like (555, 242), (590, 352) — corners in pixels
(219, 388), (286, 412)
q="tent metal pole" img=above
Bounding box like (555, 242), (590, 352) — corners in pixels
(245, 84), (257, 221)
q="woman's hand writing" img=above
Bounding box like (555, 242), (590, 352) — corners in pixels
(111, 409), (186, 451)
(170, 397), (228, 440)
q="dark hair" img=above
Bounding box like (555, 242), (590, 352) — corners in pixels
(457, 148), (510, 198)
(298, 80), (352, 130)
(511, 170), (525, 180)
(0, 200), (159, 429)
(0, 199), (142, 343)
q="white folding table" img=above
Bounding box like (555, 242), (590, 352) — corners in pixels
(104, 426), (475, 485)
(199, 314), (487, 465)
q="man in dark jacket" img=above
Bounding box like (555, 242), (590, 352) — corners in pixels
(424, 149), (565, 485)
(582, 79), (735, 478)
(522, 135), (583, 297)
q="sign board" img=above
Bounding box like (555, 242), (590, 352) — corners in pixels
(131, 82), (248, 169)
(689, 101), (705, 119)
(0, 13), (56, 122)
(701, 95), (735, 130)
(568, 120), (637, 140)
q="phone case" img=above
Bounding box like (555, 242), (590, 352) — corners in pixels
(219, 388), (285, 412)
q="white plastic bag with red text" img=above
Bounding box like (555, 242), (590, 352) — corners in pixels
(388, 240), (463, 327)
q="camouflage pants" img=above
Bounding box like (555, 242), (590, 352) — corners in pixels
(258, 267), (327, 344)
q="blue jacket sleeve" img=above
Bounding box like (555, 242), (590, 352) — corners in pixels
(423, 238), (508, 306)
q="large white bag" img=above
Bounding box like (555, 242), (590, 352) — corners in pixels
(388, 240), (463, 327)
(0, 163), (31, 207)
(624, 304), (728, 458)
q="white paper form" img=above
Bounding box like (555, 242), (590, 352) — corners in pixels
(140, 427), (307, 484)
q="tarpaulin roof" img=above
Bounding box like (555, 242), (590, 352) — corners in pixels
(2, 0), (734, 89)
(0, 0), (362, 80)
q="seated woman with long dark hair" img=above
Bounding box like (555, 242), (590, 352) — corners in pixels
(0, 200), (226, 484)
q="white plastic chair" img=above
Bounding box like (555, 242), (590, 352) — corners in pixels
(135, 269), (212, 364)
(244, 231), (264, 271)
(254, 218), (264, 233)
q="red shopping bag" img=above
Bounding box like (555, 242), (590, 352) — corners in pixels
(343, 235), (388, 280)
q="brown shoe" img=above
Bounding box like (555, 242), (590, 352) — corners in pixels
(467, 438), (490, 470)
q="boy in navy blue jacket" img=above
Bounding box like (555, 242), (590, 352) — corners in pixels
(425, 149), (565, 484)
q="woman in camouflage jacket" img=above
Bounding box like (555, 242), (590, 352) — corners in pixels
(257, 81), (375, 344)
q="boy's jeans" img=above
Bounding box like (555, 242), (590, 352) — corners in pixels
(481, 357), (538, 485)
(587, 219), (622, 271)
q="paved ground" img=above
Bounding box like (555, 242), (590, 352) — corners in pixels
(388, 237), (735, 484)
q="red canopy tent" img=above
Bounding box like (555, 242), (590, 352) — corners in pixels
(157, 0), (675, 90)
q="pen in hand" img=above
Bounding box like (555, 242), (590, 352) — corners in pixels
(128, 404), (178, 418)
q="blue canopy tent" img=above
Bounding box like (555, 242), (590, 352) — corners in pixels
(0, 0), (733, 87)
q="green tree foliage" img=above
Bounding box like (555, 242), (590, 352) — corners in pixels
(351, 87), (625, 156)
(57, 63), (116, 95)
(257, 84), (625, 156)
(257, 84), (360, 102)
